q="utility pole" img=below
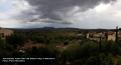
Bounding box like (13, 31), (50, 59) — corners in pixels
(99, 36), (102, 52)
(99, 33), (102, 52)
(116, 26), (118, 43)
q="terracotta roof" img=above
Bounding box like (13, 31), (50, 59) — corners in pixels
(107, 32), (114, 35)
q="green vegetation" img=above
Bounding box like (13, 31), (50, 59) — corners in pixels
(0, 29), (121, 65)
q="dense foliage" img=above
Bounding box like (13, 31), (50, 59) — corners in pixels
(0, 29), (121, 65)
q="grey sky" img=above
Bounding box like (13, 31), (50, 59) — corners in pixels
(0, 0), (121, 29)
(23, 0), (115, 20)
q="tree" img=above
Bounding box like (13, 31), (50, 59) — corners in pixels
(6, 33), (26, 47)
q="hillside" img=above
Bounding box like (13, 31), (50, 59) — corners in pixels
(0, 27), (121, 65)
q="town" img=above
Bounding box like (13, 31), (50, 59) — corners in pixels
(1, 27), (121, 43)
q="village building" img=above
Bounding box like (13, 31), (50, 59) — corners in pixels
(86, 32), (106, 41)
(86, 31), (120, 42)
(0, 28), (13, 39)
(107, 31), (116, 41)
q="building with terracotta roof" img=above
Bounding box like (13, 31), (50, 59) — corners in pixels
(107, 31), (116, 41)
(0, 28), (13, 39)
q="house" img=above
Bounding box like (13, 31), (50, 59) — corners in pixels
(107, 31), (116, 41)
(0, 28), (13, 39)
(86, 32), (106, 41)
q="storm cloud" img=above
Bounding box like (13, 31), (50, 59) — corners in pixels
(1, 0), (120, 28)
(16, 0), (116, 23)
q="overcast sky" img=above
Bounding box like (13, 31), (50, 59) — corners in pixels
(0, 0), (121, 29)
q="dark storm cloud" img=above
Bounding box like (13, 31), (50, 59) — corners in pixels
(20, 0), (116, 23)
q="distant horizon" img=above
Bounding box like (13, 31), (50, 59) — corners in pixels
(1, 26), (120, 30)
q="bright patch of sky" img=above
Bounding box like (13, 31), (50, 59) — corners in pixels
(0, 0), (31, 19)
(62, 0), (121, 29)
